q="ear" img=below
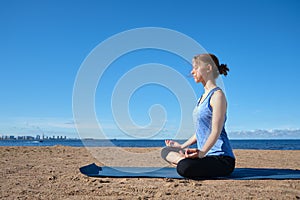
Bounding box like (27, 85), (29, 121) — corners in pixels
(207, 64), (213, 72)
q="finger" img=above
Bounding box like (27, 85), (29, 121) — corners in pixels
(190, 152), (198, 157)
(186, 149), (195, 153)
(179, 150), (184, 155)
(187, 152), (198, 158)
(185, 149), (189, 156)
(169, 141), (174, 147)
(165, 140), (170, 146)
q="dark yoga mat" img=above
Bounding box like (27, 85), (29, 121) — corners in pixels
(80, 163), (300, 180)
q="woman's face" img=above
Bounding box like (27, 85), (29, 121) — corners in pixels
(191, 60), (208, 83)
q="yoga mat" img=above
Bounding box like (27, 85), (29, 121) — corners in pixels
(80, 163), (300, 180)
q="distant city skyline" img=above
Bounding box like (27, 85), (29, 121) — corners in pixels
(1, 128), (300, 140)
(0, 134), (68, 140)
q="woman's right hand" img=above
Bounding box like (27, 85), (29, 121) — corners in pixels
(165, 140), (182, 148)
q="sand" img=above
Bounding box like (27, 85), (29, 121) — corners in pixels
(0, 146), (299, 200)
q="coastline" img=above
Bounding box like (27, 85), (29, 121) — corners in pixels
(0, 139), (299, 150)
(1, 146), (299, 199)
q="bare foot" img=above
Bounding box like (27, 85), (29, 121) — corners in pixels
(165, 150), (185, 165)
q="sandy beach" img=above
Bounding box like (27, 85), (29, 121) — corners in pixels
(0, 146), (299, 200)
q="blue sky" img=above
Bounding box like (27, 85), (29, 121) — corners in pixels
(0, 0), (300, 139)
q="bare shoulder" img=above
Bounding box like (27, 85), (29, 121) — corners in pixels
(212, 89), (225, 99)
(210, 89), (227, 105)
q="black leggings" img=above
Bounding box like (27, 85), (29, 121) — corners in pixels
(177, 156), (235, 179)
(161, 147), (235, 179)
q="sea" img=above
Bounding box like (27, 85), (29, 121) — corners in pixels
(0, 139), (299, 150)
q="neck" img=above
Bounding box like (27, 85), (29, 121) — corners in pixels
(202, 80), (217, 93)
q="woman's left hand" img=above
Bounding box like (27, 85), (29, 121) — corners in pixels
(185, 148), (205, 159)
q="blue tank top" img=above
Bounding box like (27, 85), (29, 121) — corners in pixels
(193, 87), (235, 158)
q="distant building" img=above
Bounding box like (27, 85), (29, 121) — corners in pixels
(17, 136), (24, 140)
(9, 136), (16, 140)
(25, 136), (34, 140)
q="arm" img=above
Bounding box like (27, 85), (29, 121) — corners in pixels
(201, 90), (227, 155)
(165, 133), (197, 149)
(180, 133), (197, 149)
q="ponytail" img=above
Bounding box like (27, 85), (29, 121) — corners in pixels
(218, 63), (229, 76)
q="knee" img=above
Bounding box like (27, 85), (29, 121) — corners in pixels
(176, 159), (192, 178)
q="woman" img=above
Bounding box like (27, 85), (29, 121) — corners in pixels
(161, 53), (235, 179)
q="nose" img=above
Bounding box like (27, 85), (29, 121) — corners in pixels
(191, 68), (195, 76)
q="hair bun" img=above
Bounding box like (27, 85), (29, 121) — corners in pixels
(218, 64), (229, 76)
